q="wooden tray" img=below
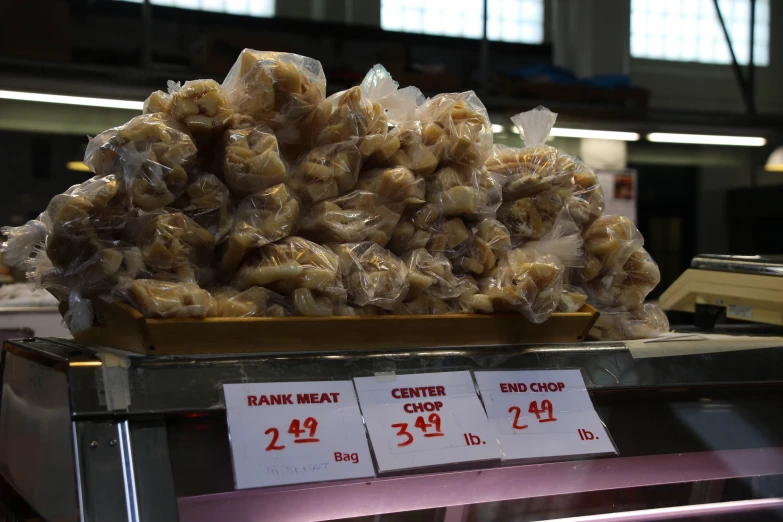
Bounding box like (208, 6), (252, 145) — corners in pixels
(71, 300), (599, 355)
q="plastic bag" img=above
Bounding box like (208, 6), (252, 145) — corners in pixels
(130, 279), (216, 318)
(589, 302), (669, 340)
(426, 166), (501, 219)
(234, 237), (344, 300)
(417, 91), (492, 168)
(587, 246), (661, 310)
(453, 219), (512, 276)
(222, 49), (326, 130)
(355, 166), (425, 206)
(219, 183), (301, 274)
(480, 247), (564, 324)
(130, 210), (215, 284)
(402, 248), (476, 301)
(300, 190), (403, 246)
(220, 123), (289, 198)
(426, 217), (472, 259)
(384, 122), (446, 177)
(166, 79), (233, 143)
(565, 160), (605, 229)
(329, 242), (409, 310)
(558, 284), (588, 312)
(360, 64), (424, 125)
(208, 286), (291, 317)
(497, 186), (572, 244)
(387, 203), (441, 255)
(173, 173), (233, 242)
(392, 293), (461, 315)
(84, 114), (198, 211)
(289, 140), (362, 205)
(308, 86), (389, 153)
(583, 214), (645, 272)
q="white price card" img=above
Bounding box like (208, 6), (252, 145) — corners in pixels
(354, 371), (501, 472)
(223, 381), (374, 489)
(474, 370), (617, 460)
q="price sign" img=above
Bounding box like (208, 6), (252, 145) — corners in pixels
(224, 381), (375, 489)
(474, 370), (617, 460)
(354, 371), (501, 472)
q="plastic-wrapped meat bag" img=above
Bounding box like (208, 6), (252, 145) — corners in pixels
(329, 242), (409, 310)
(385, 122), (446, 177)
(219, 184), (301, 274)
(558, 284), (588, 312)
(426, 217), (472, 259)
(172, 173), (233, 242)
(208, 286), (292, 317)
(300, 190), (403, 247)
(130, 210), (215, 284)
(289, 140), (362, 205)
(356, 167), (426, 206)
(566, 161), (605, 230)
(583, 215), (645, 271)
(84, 113), (198, 211)
(222, 50), (326, 128)
(220, 123), (289, 198)
(234, 237), (344, 300)
(401, 248), (475, 301)
(130, 279), (216, 318)
(589, 302), (670, 340)
(454, 219), (512, 276)
(426, 166), (501, 219)
(480, 247), (564, 324)
(387, 203), (441, 255)
(587, 246), (661, 310)
(497, 186), (571, 244)
(306, 86), (388, 153)
(417, 91), (492, 168)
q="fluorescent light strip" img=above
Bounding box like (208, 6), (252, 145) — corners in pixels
(647, 132), (766, 146)
(491, 124), (505, 134)
(549, 128), (640, 141)
(0, 90), (143, 110)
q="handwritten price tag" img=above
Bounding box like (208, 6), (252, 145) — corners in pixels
(223, 381), (374, 489)
(474, 370), (617, 460)
(354, 371), (501, 472)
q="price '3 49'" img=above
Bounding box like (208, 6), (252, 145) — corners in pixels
(391, 413), (445, 447)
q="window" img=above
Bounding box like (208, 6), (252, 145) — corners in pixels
(631, 0), (769, 66)
(381, 0), (545, 44)
(113, 0), (274, 18)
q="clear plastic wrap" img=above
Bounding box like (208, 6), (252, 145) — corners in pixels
(219, 184), (301, 274)
(209, 286), (292, 317)
(486, 144), (564, 200)
(42, 175), (129, 268)
(359, 64), (423, 125)
(587, 246), (661, 310)
(497, 186), (571, 244)
(454, 219), (512, 276)
(289, 141), (362, 205)
(222, 49), (326, 130)
(426, 217), (472, 258)
(130, 279), (216, 318)
(417, 91), (492, 168)
(221, 123), (289, 198)
(167, 79), (233, 142)
(558, 284), (588, 312)
(392, 293), (461, 315)
(173, 173), (233, 242)
(426, 166), (502, 219)
(329, 242), (409, 310)
(387, 203), (441, 255)
(300, 190), (403, 246)
(401, 248), (476, 301)
(356, 167), (425, 206)
(143, 90), (172, 115)
(84, 114), (198, 211)
(480, 247), (564, 324)
(385, 122), (446, 177)
(583, 214), (645, 271)
(589, 302), (670, 340)
(234, 236), (344, 300)
(131, 210), (215, 284)
(566, 161), (605, 229)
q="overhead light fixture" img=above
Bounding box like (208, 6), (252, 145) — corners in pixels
(66, 161), (91, 172)
(549, 128), (640, 141)
(0, 90), (143, 111)
(491, 124), (505, 134)
(647, 132), (766, 147)
(765, 145), (783, 172)
(509, 126), (520, 134)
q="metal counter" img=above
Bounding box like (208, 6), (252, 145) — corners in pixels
(1, 337), (782, 522)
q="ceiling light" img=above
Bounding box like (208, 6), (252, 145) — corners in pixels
(765, 145), (783, 172)
(66, 161), (91, 172)
(0, 90), (143, 111)
(491, 124), (505, 134)
(647, 132), (766, 146)
(549, 128), (640, 141)
(509, 126), (520, 134)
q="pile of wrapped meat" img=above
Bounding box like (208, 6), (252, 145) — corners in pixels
(1, 49), (668, 340)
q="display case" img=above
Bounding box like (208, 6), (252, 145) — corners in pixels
(0, 335), (782, 522)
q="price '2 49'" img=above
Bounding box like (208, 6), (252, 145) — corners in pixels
(508, 400), (557, 430)
(265, 417), (320, 451)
